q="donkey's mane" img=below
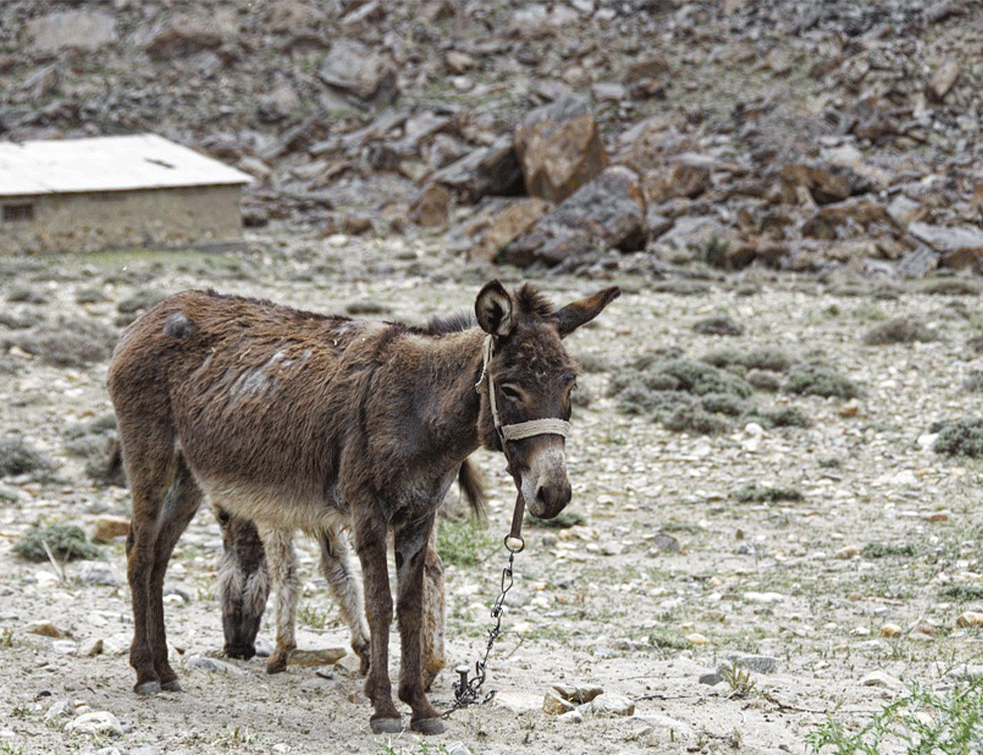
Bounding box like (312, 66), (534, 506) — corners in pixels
(516, 284), (555, 318)
(426, 311), (475, 335)
(206, 289), (350, 325)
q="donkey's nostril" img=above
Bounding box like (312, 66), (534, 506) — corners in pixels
(534, 480), (572, 518)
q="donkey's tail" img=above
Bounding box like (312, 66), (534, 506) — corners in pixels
(458, 459), (487, 522)
(102, 439), (128, 487)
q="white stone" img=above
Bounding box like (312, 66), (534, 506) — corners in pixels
(65, 711), (123, 737)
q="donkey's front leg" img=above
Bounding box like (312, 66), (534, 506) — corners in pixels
(353, 513), (401, 733)
(395, 514), (444, 735)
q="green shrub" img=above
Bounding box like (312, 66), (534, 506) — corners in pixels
(784, 363), (860, 399)
(863, 318), (938, 346)
(933, 418), (983, 458)
(0, 438), (57, 478)
(701, 347), (793, 373)
(13, 521), (102, 562)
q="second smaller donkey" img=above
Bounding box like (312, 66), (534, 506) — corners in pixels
(214, 462), (482, 687)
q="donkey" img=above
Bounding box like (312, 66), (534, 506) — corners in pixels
(214, 465), (480, 689)
(107, 280), (619, 734)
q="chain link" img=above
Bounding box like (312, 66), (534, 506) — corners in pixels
(444, 545), (519, 716)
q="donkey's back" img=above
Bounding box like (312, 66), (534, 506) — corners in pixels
(112, 291), (377, 522)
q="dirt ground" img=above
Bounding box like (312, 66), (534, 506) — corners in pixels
(1, 234), (982, 755)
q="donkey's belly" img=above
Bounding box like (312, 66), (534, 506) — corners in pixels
(198, 477), (347, 534)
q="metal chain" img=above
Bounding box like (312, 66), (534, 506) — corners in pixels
(444, 544), (520, 716)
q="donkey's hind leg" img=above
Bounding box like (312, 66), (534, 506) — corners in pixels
(318, 525), (370, 673)
(124, 449), (202, 694)
(147, 455), (203, 690)
(394, 513), (444, 735)
(258, 526), (299, 674)
(421, 525), (445, 691)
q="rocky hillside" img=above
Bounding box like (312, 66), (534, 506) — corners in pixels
(2, 0), (982, 277)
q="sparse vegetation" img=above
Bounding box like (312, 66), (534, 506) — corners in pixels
(437, 517), (496, 567)
(783, 362), (861, 399)
(806, 678), (983, 755)
(701, 346), (794, 373)
(0, 437), (57, 479)
(862, 542), (917, 559)
(863, 318), (939, 346)
(933, 418), (983, 458)
(940, 584), (983, 603)
(692, 313), (744, 336)
(376, 742), (450, 755)
(6, 314), (117, 367)
(12, 521), (102, 563)
(721, 663), (757, 698)
(298, 604), (329, 629)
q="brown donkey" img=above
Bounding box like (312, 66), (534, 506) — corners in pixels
(108, 280), (619, 734)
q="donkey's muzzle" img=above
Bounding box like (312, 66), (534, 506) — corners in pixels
(223, 613), (262, 660)
(518, 441), (571, 520)
(224, 641), (257, 660)
(531, 477), (572, 520)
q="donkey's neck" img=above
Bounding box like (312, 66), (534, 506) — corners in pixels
(377, 325), (487, 464)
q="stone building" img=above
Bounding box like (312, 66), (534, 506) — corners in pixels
(0, 134), (251, 254)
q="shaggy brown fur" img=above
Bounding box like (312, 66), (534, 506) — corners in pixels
(108, 280), (619, 734)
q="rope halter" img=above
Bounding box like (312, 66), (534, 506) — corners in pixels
(475, 334), (572, 445)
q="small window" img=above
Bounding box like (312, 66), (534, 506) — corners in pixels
(3, 203), (35, 222)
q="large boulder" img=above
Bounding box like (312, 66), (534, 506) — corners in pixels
(502, 165), (646, 267)
(513, 95), (608, 204)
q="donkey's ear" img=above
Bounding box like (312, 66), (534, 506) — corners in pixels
(475, 280), (515, 336)
(551, 286), (621, 338)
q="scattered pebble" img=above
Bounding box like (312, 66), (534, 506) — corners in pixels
(65, 711), (123, 737)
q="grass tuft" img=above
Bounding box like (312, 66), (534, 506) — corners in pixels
(806, 677), (983, 755)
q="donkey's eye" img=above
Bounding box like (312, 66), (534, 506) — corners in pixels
(500, 384), (523, 403)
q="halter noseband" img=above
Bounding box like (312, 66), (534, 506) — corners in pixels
(475, 334), (572, 445)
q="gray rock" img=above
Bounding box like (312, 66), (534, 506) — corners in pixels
(140, 11), (234, 60)
(909, 222), (983, 252)
(185, 656), (246, 676)
(586, 692), (635, 717)
(727, 653), (777, 674)
(25, 11), (118, 53)
(319, 39), (398, 107)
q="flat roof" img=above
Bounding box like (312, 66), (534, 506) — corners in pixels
(0, 134), (252, 196)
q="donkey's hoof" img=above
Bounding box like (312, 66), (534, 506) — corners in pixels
(369, 717), (404, 734)
(134, 680), (161, 696)
(411, 717), (445, 735)
(160, 679), (183, 692)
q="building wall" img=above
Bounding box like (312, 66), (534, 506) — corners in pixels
(0, 185), (244, 254)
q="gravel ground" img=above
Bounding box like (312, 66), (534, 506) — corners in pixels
(1, 233), (983, 755)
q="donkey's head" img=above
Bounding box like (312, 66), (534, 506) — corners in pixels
(475, 281), (620, 520)
(215, 506), (269, 660)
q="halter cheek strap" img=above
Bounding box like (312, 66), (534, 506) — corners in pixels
(475, 334), (571, 554)
(475, 334), (572, 444)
